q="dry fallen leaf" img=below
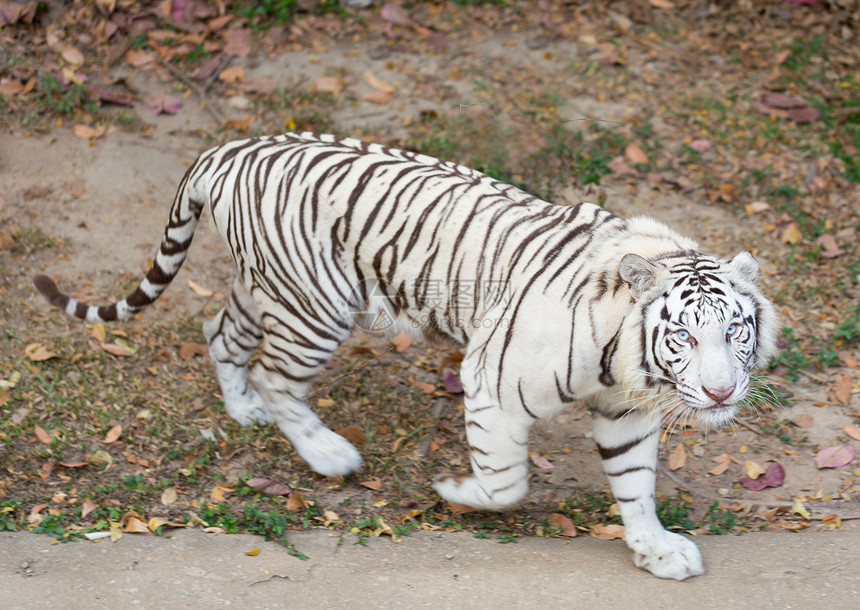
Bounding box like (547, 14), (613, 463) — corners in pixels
(359, 480), (383, 491)
(188, 279), (214, 297)
(60, 44), (84, 67)
(313, 76), (343, 93)
(845, 425), (860, 443)
(81, 497), (98, 519)
(336, 425), (365, 445)
(833, 373), (852, 406)
(25, 342), (58, 362)
(446, 501), (477, 515)
(287, 492), (310, 511)
(246, 477), (292, 496)
(529, 451), (554, 470)
(161, 486), (178, 506)
(218, 66), (246, 83)
(73, 124), (107, 140)
(34, 425), (52, 444)
(100, 424), (122, 444)
(791, 413), (814, 428)
(547, 513), (577, 537)
(624, 142), (648, 165)
(361, 90), (395, 104)
(100, 340), (136, 357)
(245, 547), (260, 556)
(745, 201), (771, 214)
(739, 462), (785, 490)
(744, 460), (765, 479)
(590, 523), (625, 540)
(667, 442), (687, 470)
(316, 397), (335, 408)
(178, 342), (208, 359)
(815, 445), (855, 469)
(709, 453), (732, 476)
(91, 322), (107, 343)
(364, 71), (396, 93)
(781, 222), (801, 245)
(222, 28), (252, 57)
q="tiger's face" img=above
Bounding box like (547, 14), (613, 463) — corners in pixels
(620, 250), (777, 428)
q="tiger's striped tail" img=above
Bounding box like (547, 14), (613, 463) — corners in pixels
(33, 168), (206, 323)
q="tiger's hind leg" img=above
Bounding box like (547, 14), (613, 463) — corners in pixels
(248, 290), (363, 478)
(592, 409), (704, 580)
(203, 278), (271, 426)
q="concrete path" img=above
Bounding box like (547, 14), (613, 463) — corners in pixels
(2, 525), (858, 609)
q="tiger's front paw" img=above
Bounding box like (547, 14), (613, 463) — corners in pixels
(631, 531), (703, 580)
(432, 473), (527, 510)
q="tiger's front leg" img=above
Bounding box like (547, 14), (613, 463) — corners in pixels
(433, 359), (532, 510)
(591, 410), (704, 580)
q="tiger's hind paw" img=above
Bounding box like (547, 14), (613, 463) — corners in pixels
(632, 532), (704, 580)
(224, 391), (272, 426)
(293, 427), (363, 477)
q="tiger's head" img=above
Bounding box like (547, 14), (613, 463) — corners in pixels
(618, 250), (778, 428)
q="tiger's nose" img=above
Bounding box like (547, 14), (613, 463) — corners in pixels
(703, 386), (735, 403)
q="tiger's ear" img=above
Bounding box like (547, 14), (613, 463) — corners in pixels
(729, 251), (759, 283)
(619, 254), (664, 300)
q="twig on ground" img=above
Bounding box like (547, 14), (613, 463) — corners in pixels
(158, 59), (225, 125)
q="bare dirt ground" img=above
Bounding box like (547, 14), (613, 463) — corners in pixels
(1, 0), (859, 564)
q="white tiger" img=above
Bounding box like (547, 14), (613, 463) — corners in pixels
(35, 133), (778, 580)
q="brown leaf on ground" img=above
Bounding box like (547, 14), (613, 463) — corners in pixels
(160, 486), (178, 505)
(100, 424), (122, 444)
(709, 453), (732, 475)
(121, 511), (150, 534)
(792, 413), (814, 428)
(814, 234), (846, 259)
(335, 425), (365, 445)
(815, 445), (854, 469)
(744, 460), (765, 479)
(667, 442), (686, 470)
(34, 425), (52, 444)
(25, 342), (57, 362)
(313, 76), (343, 93)
(247, 478), (292, 496)
(0, 80), (24, 96)
(364, 71), (396, 93)
(287, 492), (310, 511)
(529, 451), (554, 470)
(447, 501), (477, 515)
(624, 142), (648, 165)
(590, 523), (625, 540)
(100, 341), (134, 357)
(845, 425), (860, 442)
(548, 513), (577, 537)
(218, 66), (246, 83)
(359, 480), (383, 491)
(222, 28), (252, 57)
(833, 373), (852, 406)
(178, 342), (208, 359)
(361, 90), (395, 104)
(81, 497), (98, 519)
(125, 49), (156, 67)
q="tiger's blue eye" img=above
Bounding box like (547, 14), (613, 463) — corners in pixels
(677, 329), (690, 341)
(727, 323), (737, 335)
